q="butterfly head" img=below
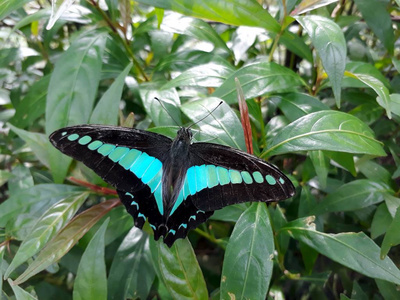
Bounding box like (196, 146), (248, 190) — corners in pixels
(176, 127), (193, 143)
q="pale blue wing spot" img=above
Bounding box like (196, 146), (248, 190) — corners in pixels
(119, 149), (141, 169)
(206, 165), (218, 188)
(88, 140), (103, 150)
(61, 132), (67, 136)
(253, 171), (264, 183)
(196, 210), (205, 214)
(279, 177), (285, 184)
(109, 147), (130, 162)
(130, 152), (155, 177)
(137, 213), (146, 219)
(169, 229), (176, 235)
(153, 183), (164, 215)
(195, 165), (207, 192)
(241, 171), (253, 184)
(217, 166), (230, 185)
(125, 192), (134, 198)
(179, 223), (187, 229)
(141, 159), (162, 184)
(187, 167), (197, 195)
(67, 133), (79, 141)
(97, 144), (116, 156)
(78, 135), (92, 145)
(189, 215), (196, 221)
(169, 191), (184, 216)
(131, 201), (139, 209)
(150, 224), (156, 230)
(229, 170), (243, 184)
(265, 175), (276, 185)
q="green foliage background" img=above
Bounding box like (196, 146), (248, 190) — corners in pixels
(1, 0), (400, 299)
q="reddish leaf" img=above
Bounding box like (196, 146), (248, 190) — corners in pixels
(235, 77), (253, 154)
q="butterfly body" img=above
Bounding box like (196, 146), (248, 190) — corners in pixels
(50, 125), (295, 246)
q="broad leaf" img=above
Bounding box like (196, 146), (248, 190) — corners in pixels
(0, 0), (33, 20)
(381, 207), (400, 259)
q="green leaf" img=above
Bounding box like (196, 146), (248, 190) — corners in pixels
(292, 0), (339, 15)
(8, 75), (50, 129)
(388, 94), (400, 117)
(220, 203), (274, 299)
(353, 0), (395, 53)
(73, 219), (109, 300)
(309, 151), (329, 189)
(4, 192), (89, 279)
(347, 72), (391, 119)
(297, 16), (346, 107)
(356, 159), (394, 188)
(0, 245), (4, 296)
(8, 124), (49, 167)
(375, 279), (400, 300)
(280, 217), (400, 285)
(46, 0), (76, 30)
(14, 199), (120, 284)
(213, 62), (305, 103)
(181, 97), (246, 150)
(371, 203), (392, 239)
(162, 14), (230, 53)
(0, 184), (84, 227)
(150, 238), (208, 299)
(136, 0), (281, 33)
(381, 207), (400, 259)
(8, 279), (38, 300)
(162, 62), (235, 89)
(8, 165), (33, 194)
(310, 180), (390, 215)
(298, 186), (317, 218)
(272, 93), (329, 122)
(0, 170), (13, 186)
(263, 111), (386, 157)
(0, 0), (33, 20)
(108, 227), (155, 300)
(90, 62), (132, 125)
(45, 29), (107, 182)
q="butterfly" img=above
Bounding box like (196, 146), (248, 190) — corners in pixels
(49, 124), (295, 247)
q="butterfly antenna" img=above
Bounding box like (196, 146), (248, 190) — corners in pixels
(154, 97), (181, 127)
(187, 101), (223, 130)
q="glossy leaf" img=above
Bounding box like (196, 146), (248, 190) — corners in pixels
(281, 217), (400, 285)
(0, 0), (33, 20)
(8, 279), (38, 300)
(108, 227), (154, 300)
(292, 0), (339, 15)
(0, 184), (84, 227)
(263, 111), (386, 157)
(381, 207), (400, 259)
(213, 62), (305, 103)
(8, 75), (50, 129)
(150, 238), (208, 299)
(90, 62), (132, 125)
(5, 192), (89, 278)
(309, 151), (329, 188)
(272, 93), (329, 122)
(8, 124), (49, 167)
(73, 219), (109, 300)
(45, 29), (107, 182)
(389, 94), (400, 117)
(371, 203), (392, 239)
(161, 14), (230, 52)
(220, 203), (274, 300)
(136, 0), (281, 33)
(14, 198), (120, 284)
(353, 0), (394, 53)
(162, 62), (234, 89)
(310, 180), (390, 215)
(47, 0), (76, 29)
(181, 97), (246, 150)
(297, 15), (346, 107)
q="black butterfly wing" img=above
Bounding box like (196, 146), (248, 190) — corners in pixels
(183, 142), (295, 212)
(49, 125), (173, 239)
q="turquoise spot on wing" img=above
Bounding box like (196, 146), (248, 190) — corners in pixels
(217, 167), (230, 185)
(206, 165), (218, 188)
(109, 147), (129, 162)
(130, 152), (155, 178)
(241, 171), (253, 184)
(279, 177), (285, 184)
(187, 167), (197, 195)
(88, 140), (102, 150)
(265, 175), (276, 185)
(97, 144), (116, 156)
(131, 201), (138, 209)
(229, 170), (243, 184)
(169, 192), (184, 216)
(147, 171), (162, 192)
(169, 229), (176, 235)
(189, 215), (196, 221)
(153, 183), (164, 215)
(137, 213), (146, 219)
(195, 165), (207, 192)
(142, 159), (162, 184)
(78, 135), (92, 145)
(150, 224), (156, 230)
(196, 210), (205, 214)
(179, 223), (187, 229)
(61, 132), (67, 136)
(119, 149), (141, 169)
(67, 133), (79, 141)
(183, 178), (190, 199)
(253, 171), (264, 183)
(125, 192), (134, 198)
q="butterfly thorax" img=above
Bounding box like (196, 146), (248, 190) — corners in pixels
(162, 127), (193, 216)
